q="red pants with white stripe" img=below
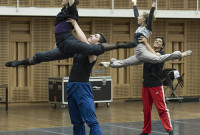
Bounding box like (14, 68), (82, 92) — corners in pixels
(142, 86), (173, 134)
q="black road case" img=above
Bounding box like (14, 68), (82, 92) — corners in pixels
(48, 76), (112, 108)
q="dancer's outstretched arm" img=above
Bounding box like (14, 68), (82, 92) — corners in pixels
(138, 36), (161, 56)
(67, 19), (89, 43)
(132, 0), (140, 27)
(146, 0), (156, 31)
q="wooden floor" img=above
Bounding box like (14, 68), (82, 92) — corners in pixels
(0, 101), (200, 132)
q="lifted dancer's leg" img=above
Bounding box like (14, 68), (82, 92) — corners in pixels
(5, 48), (73, 67)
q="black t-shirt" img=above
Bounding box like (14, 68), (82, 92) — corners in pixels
(143, 51), (165, 87)
(69, 54), (96, 82)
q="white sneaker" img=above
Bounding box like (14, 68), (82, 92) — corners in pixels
(99, 62), (110, 68)
(182, 50), (192, 57)
(186, 50), (192, 56)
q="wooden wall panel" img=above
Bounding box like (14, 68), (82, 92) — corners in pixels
(0, 0), (8, 6)
(9, 43), (30, 102)
(131, 64), (143, 98)
(111, 19), (133, 99)
(78, 0), (92, 8)
(9, 0), (31, 7)
(188, 0), (197, 10)
(165, 21), (186, 97)
(32, 18), (52, 101)
(94, 0), (111, 8)
(114, 0), (132, 9)
(137, 0), (150, 9)
(169, 0), (185, 9)
(53, 0), (62, 7)
(198, 0), (200, 10)
(9, 18), (31, 102)
(186, 20), (200, 96)
(157, 0), (168, 9)
(32, 0), (52, 7)
(0, 18), (9, 102)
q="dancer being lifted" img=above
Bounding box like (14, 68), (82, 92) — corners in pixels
(5, 0), (136, 67)
(99, 0), (192, 68)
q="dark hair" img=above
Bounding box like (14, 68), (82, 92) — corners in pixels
(98, 32), (107, 43)
(156, 37), (165, 50)
(143, 12), (156, 25)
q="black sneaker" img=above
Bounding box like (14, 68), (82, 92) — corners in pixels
(139, 133), (149, 135)
(169, 131), (173, 135)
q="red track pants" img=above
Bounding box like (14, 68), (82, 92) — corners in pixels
(142, 86), (173, 134)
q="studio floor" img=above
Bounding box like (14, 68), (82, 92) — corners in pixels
(0, 101), (200, 135)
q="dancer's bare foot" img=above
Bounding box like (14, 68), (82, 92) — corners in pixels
(99, 62), (110, 68)
(182, 50), (192, 57)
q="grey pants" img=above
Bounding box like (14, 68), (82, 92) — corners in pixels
(110, 44), (182, 68)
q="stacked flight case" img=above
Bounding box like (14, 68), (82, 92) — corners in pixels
(48, 76), (112, 109)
